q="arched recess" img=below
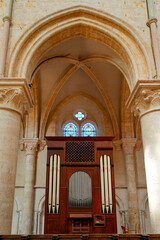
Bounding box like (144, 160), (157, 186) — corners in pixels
(46, 92), (114, 137)
(39, 63), (119, 139)
(7, 6), (152, 89)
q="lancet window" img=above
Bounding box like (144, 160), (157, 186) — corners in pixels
(63, 122), (79, 136)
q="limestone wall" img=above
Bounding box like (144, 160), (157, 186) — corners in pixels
(0, 0), (157, 77)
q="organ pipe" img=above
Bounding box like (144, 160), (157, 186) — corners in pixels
(48, 154), (60, 214)
(100, 156), (105, 213)
(108, 156), (113, 213)
(100, 155), (113, 214)
(48, 155), (53, 213)
(52, 155), (57, 213)
(56, 155), (60, 213)
(104, 155), (109, 213)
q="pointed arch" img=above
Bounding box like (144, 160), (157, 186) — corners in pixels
(39, 64), (120, 139)
(7, 6), (152, 89)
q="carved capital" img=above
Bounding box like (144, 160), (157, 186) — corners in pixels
(38, 140), (47, 151)
(20, 138), (46, 155)
(0, 78), (34, 116)
(113, 140), (122, 151)
(122, 138), (137, 155)
(133, 89), (160, 117)
(126, 80), (160, 118)
(20, 138), (39, 155)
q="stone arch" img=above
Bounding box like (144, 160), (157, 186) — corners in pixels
(116, 194), (125, 211)
(11, 198), (21, 234)
(36, 195), (45, 234)
(7, 6), (152, 90)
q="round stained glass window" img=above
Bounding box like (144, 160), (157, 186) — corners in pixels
(74, 111), (86, 121)
(63, 122), (79, 136)
(81, 122), (96, 136)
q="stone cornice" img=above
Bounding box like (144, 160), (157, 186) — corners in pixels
(0, 78), (34, 116)
(126, 80), (160, 118)
(20, 138), (46, 155)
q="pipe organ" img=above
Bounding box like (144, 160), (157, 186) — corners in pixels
(45, 137), (117, 234)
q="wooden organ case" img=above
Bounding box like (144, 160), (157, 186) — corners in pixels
(45, 137), (117, 234)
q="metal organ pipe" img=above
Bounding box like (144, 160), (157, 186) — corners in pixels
(108, 156), (113, 213)
(104, 155), (109, 213)
(100, 155), (113, 214)
(52, 155), (57, 213)
(48, 155), (53, 213)
(56, 155), (60, 213)
(48, 154), (61, 214)
(100, 157), (105, 213)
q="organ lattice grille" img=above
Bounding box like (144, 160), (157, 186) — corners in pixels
(65, 142), (95, 162)
(48, 154), (60, 214)
(100, 155), (113, 214)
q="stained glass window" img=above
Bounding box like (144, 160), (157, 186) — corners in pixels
(74, 111), (85, 121)
(81, 123), (96, 136)
(63, 122), (79, 136)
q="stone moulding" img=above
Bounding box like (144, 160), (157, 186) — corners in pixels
(126, 80), (160, 118)
(7, 6), (152, 89)
(0, 78), (34, 116)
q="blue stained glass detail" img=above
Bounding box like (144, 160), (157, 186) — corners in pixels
(63, 122), (79, 136)
(81, 123), (96, 137)
(75, 111), (85, 121)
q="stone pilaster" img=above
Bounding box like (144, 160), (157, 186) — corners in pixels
(127, 80), (160, 233)
(122, 138), (140, 233)
(0, 78), (33, 234)
(20, 138), (46, 234)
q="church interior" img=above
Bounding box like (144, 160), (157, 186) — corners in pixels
(0, 0), (160, 237)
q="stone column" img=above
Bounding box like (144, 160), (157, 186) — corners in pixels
(127, 80), (160, 233)
(20, 138), (46, 234)
(122, 138), (140, 233)
(20, 139), (38, 234)
(0, 0), (14, 76)
(0, 78), (33, 234)
(146, 0), (160, 77)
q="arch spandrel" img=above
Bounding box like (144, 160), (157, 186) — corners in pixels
(7, 6), (152, 90)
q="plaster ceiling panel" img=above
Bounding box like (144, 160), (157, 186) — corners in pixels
(50, 68), (106, 113)
(86, 61), (123, 123)
(36, 61), (71, 110)
(42, 37), (120, 60)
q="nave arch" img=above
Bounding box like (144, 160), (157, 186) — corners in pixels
(7, 5), (151, 89)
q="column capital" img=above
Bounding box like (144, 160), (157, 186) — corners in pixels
(126, 80), (160, 118)
(113, 139), (122, 151)
(20, 138), (46, 155)
(3, 16), (11, 24)
(0, 78), (34, 117)
(147, 18), (158, 27)
(121, 138), (137, 154)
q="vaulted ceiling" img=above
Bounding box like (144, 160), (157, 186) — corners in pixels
(35, 37), (125, 137)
